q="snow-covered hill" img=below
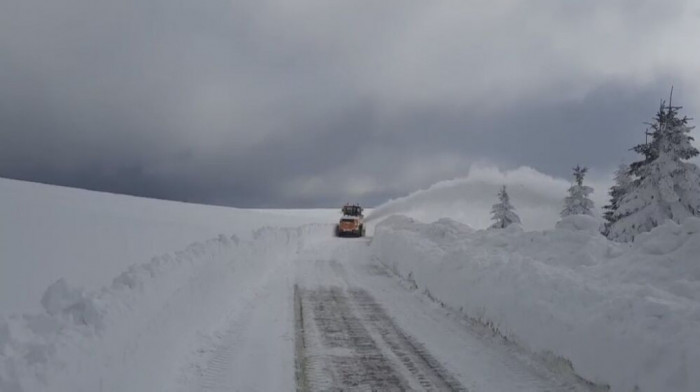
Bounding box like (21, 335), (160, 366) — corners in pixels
(0, 178), (335, 391)
(0, 178), (334, 316)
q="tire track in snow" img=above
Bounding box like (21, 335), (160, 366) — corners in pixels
(190, 290), (266, 391)
(189, 301), (254, 392)
(349, 288), (467, 391)
(296, 285), (466, 391)
(181, 266), (295, 392)
(294, 284), (309, 392)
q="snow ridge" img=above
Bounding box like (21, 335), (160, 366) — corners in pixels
(371, 215), (700, 392)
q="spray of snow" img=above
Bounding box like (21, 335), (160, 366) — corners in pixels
(366, 165), (609, 230)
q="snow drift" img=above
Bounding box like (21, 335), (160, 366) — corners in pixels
(371, 215), (700, 392)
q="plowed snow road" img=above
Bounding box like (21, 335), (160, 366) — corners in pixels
(295, 285), (465, 391)
(179, 237), (603, 392)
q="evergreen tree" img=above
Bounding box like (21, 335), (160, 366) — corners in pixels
(561, 165), (595, 217)
(490, 185), (521, 229)
(602, 163), (633, 236)
(608, 97), (700, 242)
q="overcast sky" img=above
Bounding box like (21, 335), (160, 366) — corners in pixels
(2, 0), (700, 207)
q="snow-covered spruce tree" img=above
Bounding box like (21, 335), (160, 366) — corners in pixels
(608, 98), (700, 242)
(490, 185), (521, 229)
(561, 165), (595, 217)
(602, 163), (633, 236)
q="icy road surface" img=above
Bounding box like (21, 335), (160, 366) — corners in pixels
(180, 237), (601, 392)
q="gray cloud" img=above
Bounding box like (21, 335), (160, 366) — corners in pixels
(1, 0), (699, 207)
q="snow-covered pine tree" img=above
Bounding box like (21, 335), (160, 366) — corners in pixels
(561, 165), (595, 217)
(602, 163), (633, 236)
(490, 185), (521, 229)
(608, 96), (700, 242)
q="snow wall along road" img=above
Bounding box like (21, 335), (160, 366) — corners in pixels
(0, 224), (331, 392)
(371, 215), (700, 392)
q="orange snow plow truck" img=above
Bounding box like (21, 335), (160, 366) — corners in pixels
(335, 204), (365, 237)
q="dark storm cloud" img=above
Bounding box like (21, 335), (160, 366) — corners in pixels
(1, 0), (699, 207)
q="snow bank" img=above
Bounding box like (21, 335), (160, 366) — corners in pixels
(371, 215), (700, 392)
(0, 178), (335, 316)
(0, 224), (329, 392)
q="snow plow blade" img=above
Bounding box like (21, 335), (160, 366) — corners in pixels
(335, 225), (364, 238)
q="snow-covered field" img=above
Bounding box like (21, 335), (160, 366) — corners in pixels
(2, 176), (699, 392)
